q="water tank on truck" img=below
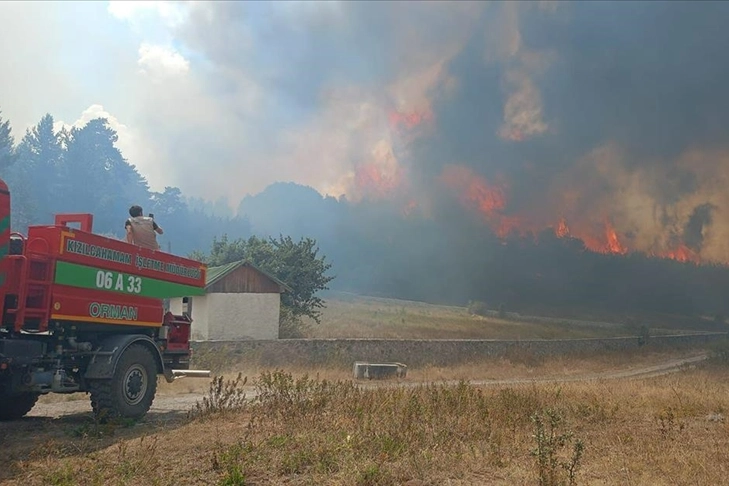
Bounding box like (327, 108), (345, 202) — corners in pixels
(0, 177), (210, 421)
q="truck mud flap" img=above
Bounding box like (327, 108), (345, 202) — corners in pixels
(84, 335), (166, 381)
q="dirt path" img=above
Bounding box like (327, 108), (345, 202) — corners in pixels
(26, 353), (708, 420)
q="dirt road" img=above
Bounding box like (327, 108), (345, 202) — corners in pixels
(25, 353), (708, 420)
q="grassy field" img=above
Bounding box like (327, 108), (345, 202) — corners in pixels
(307, 291), (712, 339)
(4, 351), (729, 486)
(3, 294), (728, 485)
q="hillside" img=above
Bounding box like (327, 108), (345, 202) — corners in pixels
(308, 291), (724, 340)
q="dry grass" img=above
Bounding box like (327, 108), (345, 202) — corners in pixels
(6, 351), (729, 486)
(190, 347), (705, 386)
(308, 292), (688, 340)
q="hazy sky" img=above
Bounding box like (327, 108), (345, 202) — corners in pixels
(0, 1), (477, 205)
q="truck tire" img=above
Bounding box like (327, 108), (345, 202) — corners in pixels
(89, 344), (158, 422)
(0, 391), (40, 420)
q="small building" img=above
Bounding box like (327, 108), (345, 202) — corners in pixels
(170, 260), (289, 341)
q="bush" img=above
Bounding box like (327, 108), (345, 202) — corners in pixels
(531, 408), (584, 486)
(278, 306), (310, 338)
(189, 373), (249, 419)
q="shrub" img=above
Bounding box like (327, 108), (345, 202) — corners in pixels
(530, 408), (584, 486)
(189, 373), (249, 419)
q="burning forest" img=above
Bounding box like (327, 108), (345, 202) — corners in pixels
(270, 1), (729, 318)
(330, 2), (729, 274)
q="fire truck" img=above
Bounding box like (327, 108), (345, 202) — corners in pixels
(0, 177), (210, 421)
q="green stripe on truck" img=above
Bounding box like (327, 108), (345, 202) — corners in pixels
(54, 260), (206, 298)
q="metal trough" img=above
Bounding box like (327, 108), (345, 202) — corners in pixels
(353, 361), (407, 380)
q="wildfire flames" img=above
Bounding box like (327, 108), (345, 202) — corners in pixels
(572, 219), (628, 256)
(440, 165), (505, 216)
(353, 109), (703, 265)
(555, 218), (570, 238)
(435, 164), (702, 263)
(651, 244), (700, 264)
(439, 165), (532, 239)
(354, 163), (402, 200)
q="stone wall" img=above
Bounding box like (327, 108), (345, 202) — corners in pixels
(191, 332), (728, 369)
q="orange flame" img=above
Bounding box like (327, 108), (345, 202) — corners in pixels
(354, 163), (402, 200)
(435, 166), (702, 263)
(440, 165), (506, 217)
(555, 218), (570, 238)
(560, 218), (628, 255)
(440, 165), (537, 239)
(652, 244), (701, 264)
(604, 220), (628, 255)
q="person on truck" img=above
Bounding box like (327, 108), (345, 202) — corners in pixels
(125, 205), (163, 250)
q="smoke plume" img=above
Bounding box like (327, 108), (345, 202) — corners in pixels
(4, 1), (729, 266)
(356, 1), (729, 265)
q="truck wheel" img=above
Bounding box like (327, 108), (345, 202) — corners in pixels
(0, 391), (40, 420)
(89, 344), (158, 422)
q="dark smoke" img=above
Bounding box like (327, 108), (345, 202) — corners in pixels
(399, 1), (729, 261)
(683, 203), (716, 252)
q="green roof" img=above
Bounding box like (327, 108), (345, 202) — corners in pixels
(205, 261), (243, 287)
(205, 260), (291, 292)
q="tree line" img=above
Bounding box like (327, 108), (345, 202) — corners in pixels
(0, 110), (251, 255)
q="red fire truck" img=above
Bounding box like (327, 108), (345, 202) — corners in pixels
(0, 177), (209, 421)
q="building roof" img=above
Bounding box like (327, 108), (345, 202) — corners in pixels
(205, 260), (291, 292)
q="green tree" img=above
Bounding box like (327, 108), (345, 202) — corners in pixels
(0, 109), (17, 170)
(13, 114), (65, 224)
(194, 234), (335, 337)
(0, 110), (39, 229)
(149, 186), (191, 253)
(63, 118), (150, 235)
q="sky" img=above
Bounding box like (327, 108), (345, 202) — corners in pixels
(3, 1), (729, 263)
(0, 0), (476, 205)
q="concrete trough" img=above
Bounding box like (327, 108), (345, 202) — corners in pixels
(353, 361), (407, 380)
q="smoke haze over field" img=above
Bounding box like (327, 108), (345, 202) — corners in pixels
(3, 1), (729, 265)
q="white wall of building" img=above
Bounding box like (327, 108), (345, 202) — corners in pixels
(206, 293), (280, 340)
(171, 293), (280, 340)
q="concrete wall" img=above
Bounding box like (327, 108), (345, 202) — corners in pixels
(171, 293), (280, 340)
(191, 332), (728, 369)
